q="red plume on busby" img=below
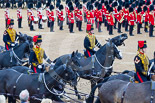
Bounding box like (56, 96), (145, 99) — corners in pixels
(138, 41), (147, 49)
(33, 35), (42, 43)
(33, 36), (38, 43)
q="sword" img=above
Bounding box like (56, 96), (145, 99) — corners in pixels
(148, 62), (155, 76)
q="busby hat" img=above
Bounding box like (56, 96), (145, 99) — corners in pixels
(114, 1), (118, 7)
(143, 6), (148, 12)
(18, 2), (22, 8)
(59, 5), (64, 10)
(75, 0), (79, 4)
(37, 2), (42, 8)
(95, 1), (99, 8)
(78, 4), (82, 9)
(7, 19), (14, 25)
(87, 24), (94, 31)
(6, 2), (10, 8)
(153, 0), (155, 5)
(83, 0), (87, 4)
(46, 2), (50, 7)
(117, 6), (122, 12)
(137, 7), (142, 13)
(129, 7), (133, 12)
(88, 4), (93, 10)
(108, 7), (113, 13)
(33, 35), (42, 43)
(50, 5), (54, 10)
(138, 41), (147, 49)
(69, 6), (74, 12)
(150, 5), (154, 11)
(98, 3), (102, 10)
(125, 3), (129, 9)
(125, 0), (129, 2)
(146, 1), (150, 5)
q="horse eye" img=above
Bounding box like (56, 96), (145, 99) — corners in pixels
(65, 73), (68, 76)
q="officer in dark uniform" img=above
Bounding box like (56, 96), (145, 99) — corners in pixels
(84, 25), (101, 57)
(134, 41), (150, 83)
(29, 35), (53, 73)
(3, 19), (19, 50)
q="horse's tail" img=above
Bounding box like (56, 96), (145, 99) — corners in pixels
(122, 70), (131, 74)
(85, 77), (110, 103)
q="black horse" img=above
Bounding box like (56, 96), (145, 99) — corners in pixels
(53, 34), (128, 99)
(0, 34), (33, 68)
(0, 57), (77, 103)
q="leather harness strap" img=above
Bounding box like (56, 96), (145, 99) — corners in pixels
(121, 82), (130, 103)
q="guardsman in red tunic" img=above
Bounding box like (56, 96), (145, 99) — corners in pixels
(112, 1), (118, 29)
(137, 7), (142, 34)
(17, 2), (22, 28)
(58, 5), (64, 30)
(77, 4), (83, 31)
(29, 3), (35, 31)
(5, 2), (10, 28)
(37, 2), (43, 29)
(75, 2), (80, 27)
(105, 5), (110, 30)
(66, 1), (72, 25)
(108, 7), (115, 35)
(68, 6), (74, 33)
(149, 5), (154, 37)
(117, 6), (124, 33)
(124, 3), (129, 32)
(96, 3), (103, 32)
(83, 0), (87, 22)
(49, 5), (55, 32)
(56, 3), (60, 26)
(94, 1), (99, 28)
(46, 2), (50, 27)
(143, 6), (149, 33)
(101, 0), (106, 23)
(128, 7), (135, 36)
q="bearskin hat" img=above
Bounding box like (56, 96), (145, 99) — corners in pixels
(95, 1), (99, 8)
(68, 1), (73, 7)
(131, 4), (136, 8)
(87, 2), (91, 9)
(153, 0), (155, 5)
(101, 0), (104, 4)
(75, 0), (79, 4)
(125, 3), (129, 9)
(137, 7), (142, 13)
(143, 6), (148, 12)
(59, 5), (64, 10)
(91, 0), (95, 4)
(18, 2), (22, 8)
(149, 5), (154, 11)
(108, 7), (113, 13)
(56, 2), (60, 8)
(83, 0), (87, 4)
(88, 4), (93, 11)
(69, 6), (74, 12)
(114, 1), (118, 7)
(29, 3), (33, 9)
(37, 2), (42, 8)
(125, 0), (129, 2)
(109, 0), (113, 4)
(66, 0), (71, 4)
(104, 1), (108, 6)
(117, 6), (122, 12)
(78, 4), (82, 9)
(129, 7), (133, 13)
(135, 1), (139, 7)
(106, 5), (110, 11)
(46, 2), (50, 7)
(6, 2), (10, 8)
(98, 3), (102, 10)
(50, 5), (54, 10)
(122, 2), (125, 7)
(138, 2), (143, 7)
(76, 2), (80, 7)
(146, 1), (150, 5)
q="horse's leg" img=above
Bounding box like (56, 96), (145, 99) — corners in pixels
(74, 86), (82, 99)
(90, 79), (97, 92)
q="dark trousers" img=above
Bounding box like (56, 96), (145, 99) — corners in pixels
(135, 72), (149, 83)
(66, 15), (69, 25)
(50, 21), (54, 32)
(78, 21), (82, 31)
(59, 21), (63, 30)
(69, 23), (74, 32)
(149, 24), (154, 37)
(118, 22), (122, 33)
(104, 20), (107, 27)
(122, 19), (125, 27)
(18, 18), (22, 28)
(98, 21), (102, 32)
(38, 19), (42, 29)
(129, 25), (134, 35)
(30, 21), (34, 31)
(114, 18), (117, 29)
(137, 23), (142, 34)
(102, 15), (105, 23)
(47, 17), (50, 27)
(76, 20), (78, 27)
(144, 22), (148, 32)
(107, 23), (109, 31)
(57, 17), (60, 26)
(109, 25), (113, 35)
(95, 18), (97, 28)
(125, 20), (128, 31)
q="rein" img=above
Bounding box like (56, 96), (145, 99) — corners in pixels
(121, 82), (130, 103)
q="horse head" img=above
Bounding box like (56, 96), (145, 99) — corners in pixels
(111, 33), (128, 46)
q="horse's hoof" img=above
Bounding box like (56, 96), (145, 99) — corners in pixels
(78, 95), (82, 100)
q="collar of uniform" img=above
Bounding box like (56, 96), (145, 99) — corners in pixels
(88, 32), (92, 35)
(139, 51), (144, 55)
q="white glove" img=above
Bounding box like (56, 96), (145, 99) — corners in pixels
(11, 43), (15, 47)
(38, 65), (42, 69)
(51, 62), (55, 66)
(15, 41), (18, 44)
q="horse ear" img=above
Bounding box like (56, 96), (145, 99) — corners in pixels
(76, 50), (78, 54)
(71, 51), (75, 57)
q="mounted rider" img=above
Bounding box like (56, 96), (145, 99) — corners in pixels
(84, 25), (101, 58)
(29, 35), (53, 73)
(3, 19), (19, 50)
(134, 41), (150, 83)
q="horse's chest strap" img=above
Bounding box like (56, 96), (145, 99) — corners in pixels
(121, 82), (130, 103)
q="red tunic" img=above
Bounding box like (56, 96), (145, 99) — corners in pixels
(137, 13), (142, 24)
(117, 12), (123, 23)
(29, 10), (34, 21)
(5, 9), (9, 19)
(149, 12), (154, 25)
(143, 12), (149, 22)
(96, 10), (103, 22)
(68, 12), (74, 23)
(17, 8), (22, 19)
(77, 10), (83, 21)
(46, 8), (50, 18)
(37, 8), (43, 19)
(86, 11), (94, 24)
(108, 14), (114, 25)
(58, 11), (64, 21)
(128, 13), (135, 25)
(49, 11), (55, 21)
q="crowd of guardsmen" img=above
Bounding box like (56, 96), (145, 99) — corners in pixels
(3, 0), (155, 36)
